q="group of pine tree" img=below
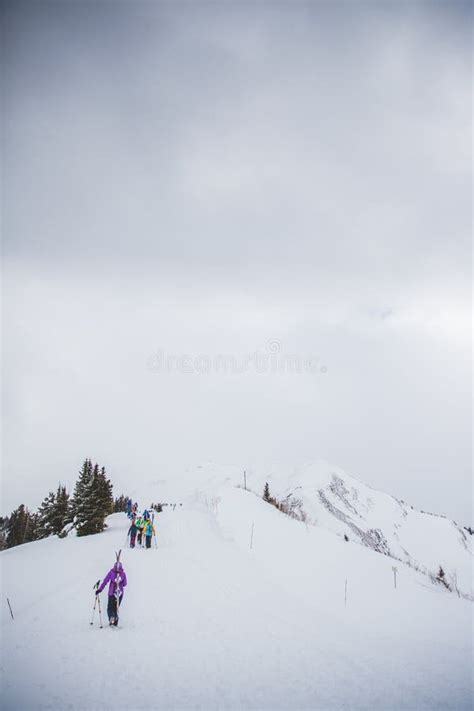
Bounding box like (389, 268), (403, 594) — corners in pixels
(0, 459), (126, 550)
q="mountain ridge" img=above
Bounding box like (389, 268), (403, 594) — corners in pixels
(130, 459), (472, 598)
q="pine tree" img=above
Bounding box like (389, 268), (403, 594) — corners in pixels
(37, 490), (57, 538)
(6, 505), (30, 548)
(84, 464), (111, 535)
(36, 485), (70, 539)
(51, 485), (70, 535)
(0, 516), (9, 550)
(24, 512), (40, 542)
(97, 467), (113, 517)
(113, 494), (128, 513)
(263, 482), (271, 502)
(70, 460), (114, 536)
(70, 459), (94, 536)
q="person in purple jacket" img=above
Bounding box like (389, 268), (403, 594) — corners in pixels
(96, 561), (127, 626)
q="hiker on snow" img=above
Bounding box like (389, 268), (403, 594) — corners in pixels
(136, 516), (145, 546)
(96, 561), (127, 626)
(144, 519), (155, 549)
(128, 518), (138, 548)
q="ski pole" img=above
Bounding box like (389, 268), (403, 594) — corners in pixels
(97, 592), (103, 628)
(91, 580), (101, 626)
(153, 532), (158, 549)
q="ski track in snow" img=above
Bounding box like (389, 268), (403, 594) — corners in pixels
(1, 481), (472, 710)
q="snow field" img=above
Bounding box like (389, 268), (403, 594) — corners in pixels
(1, 482), (472, 710)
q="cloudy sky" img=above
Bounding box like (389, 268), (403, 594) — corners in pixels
(2, 1), (471, 522)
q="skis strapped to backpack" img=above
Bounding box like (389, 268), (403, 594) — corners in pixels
(113, 549), (121, 626)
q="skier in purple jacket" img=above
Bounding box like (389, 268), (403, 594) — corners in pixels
(96, 561), (127, 626)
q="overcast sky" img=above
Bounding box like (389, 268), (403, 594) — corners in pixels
(1, 1), (472, 523)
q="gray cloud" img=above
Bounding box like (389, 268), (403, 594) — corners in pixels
(1, 1), (471, 522)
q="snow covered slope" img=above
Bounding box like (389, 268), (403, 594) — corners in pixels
(250, 460), (473, 598)
(129, 460), (473, 597)
(1, 473), (472, 710)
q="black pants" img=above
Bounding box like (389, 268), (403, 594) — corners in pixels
(107, 594), (123, 621)
(145, 536), (152, 549)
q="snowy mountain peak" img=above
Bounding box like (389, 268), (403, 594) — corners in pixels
(258, 461), (472, 598)
(143, 459), (473, 597)
(129, 459), (472, 598)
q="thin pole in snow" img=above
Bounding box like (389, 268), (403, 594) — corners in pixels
(344, 579), (347, 606)
(392, 566), (398, 589)
(250, 522), (254, 549)
(97, 593), (103, 628)
(244, 470), (247, 490)
(7, 598), (14, 620)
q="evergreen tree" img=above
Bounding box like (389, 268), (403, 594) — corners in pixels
(24, 512), (40, 542)
(70, 460), (113, 536)
(37, 490), (57, 538)
(114, 494), (128, 513)
(263, 482), (271, 502)
(0, 516), (9, 550)
(97, 467), (113, 517)
(84, 464), (113, 535)
(70, 459), (94, 536)
(6, 504), (30, 548)
(37, 485), (70, 539)
(51, 485), (70, 535)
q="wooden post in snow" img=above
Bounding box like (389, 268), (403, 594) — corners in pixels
(392, 566), (398, 589)
(7, 598), (14, 620)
